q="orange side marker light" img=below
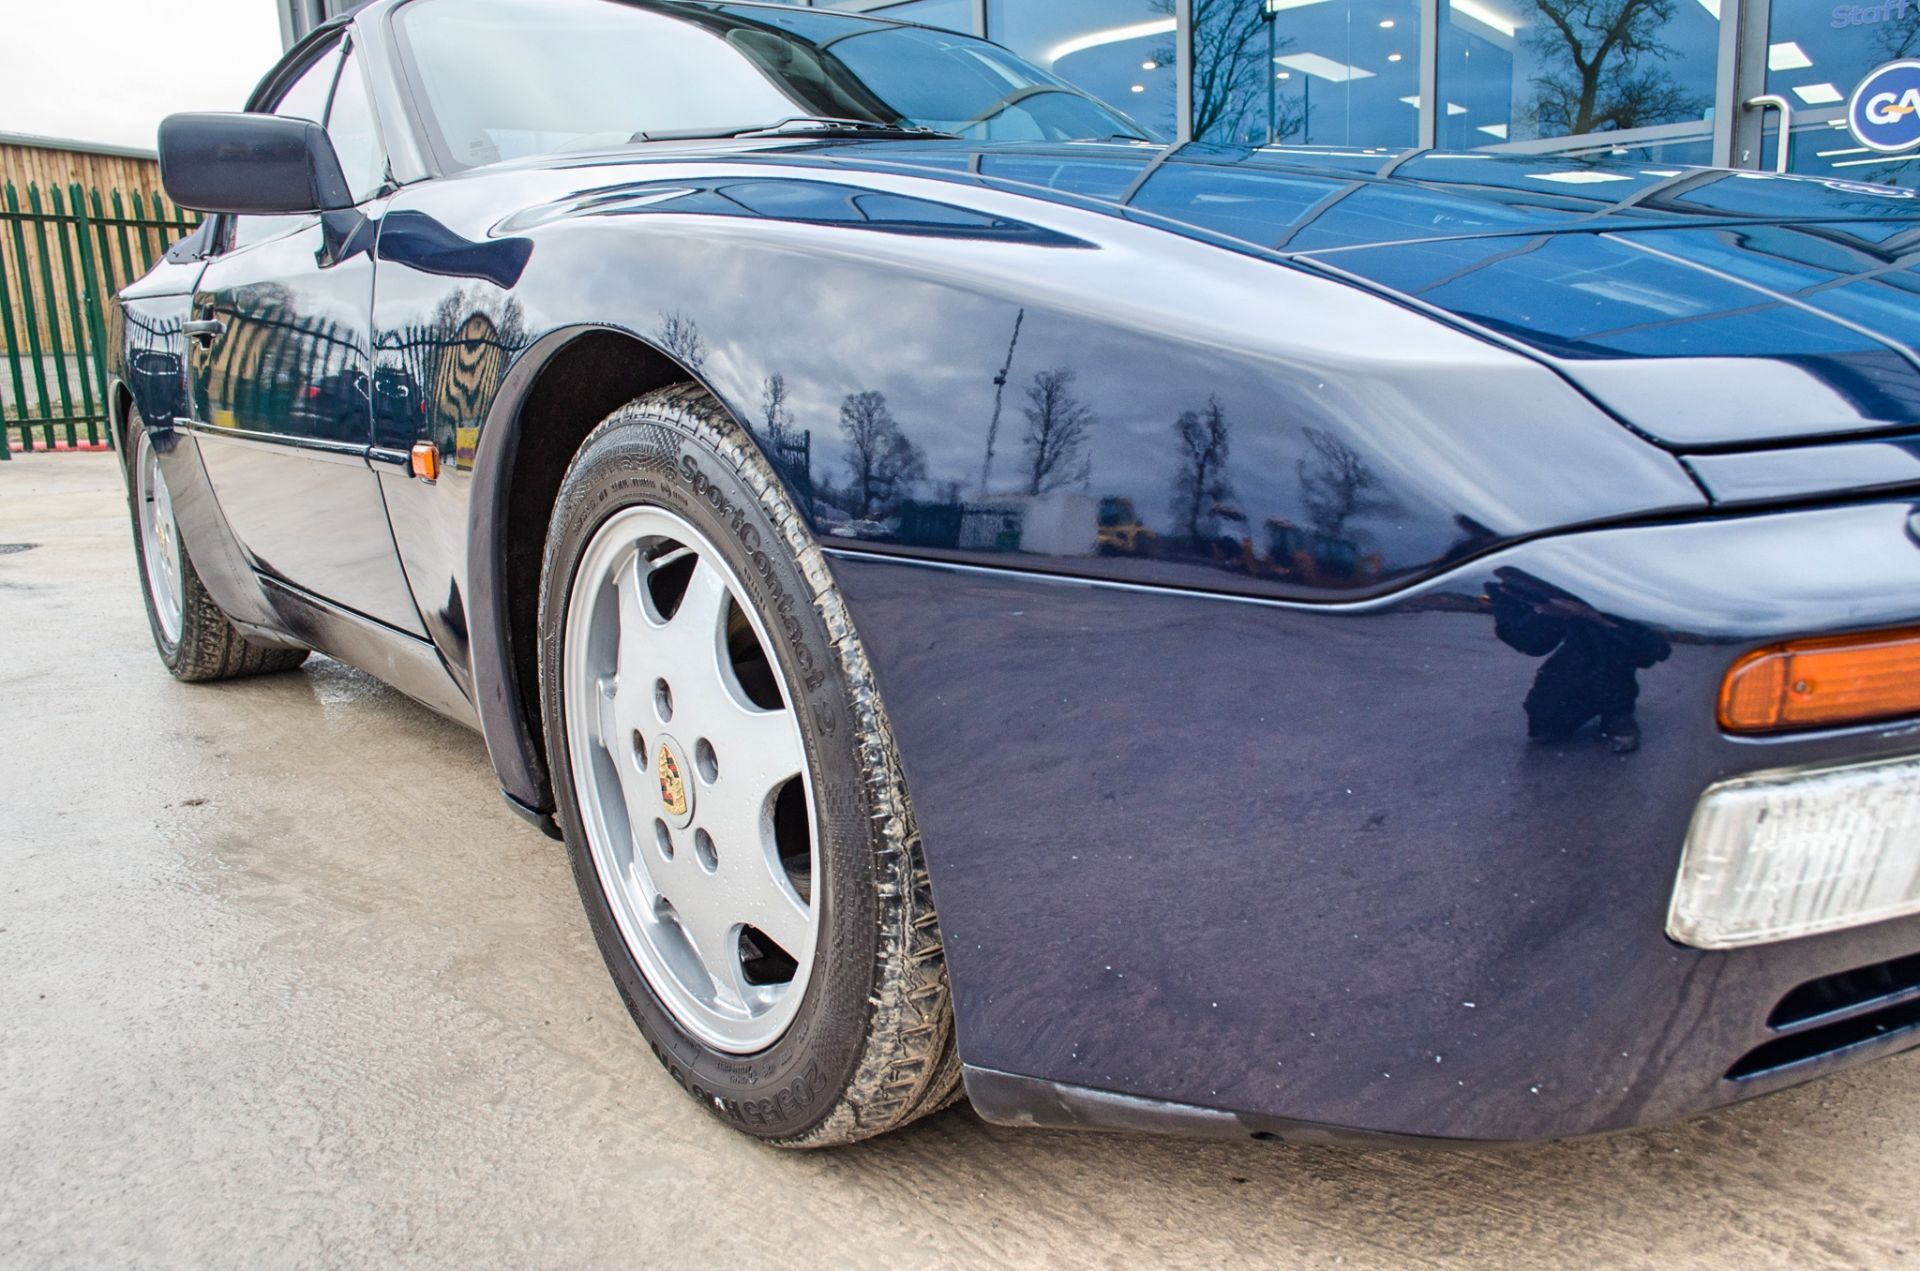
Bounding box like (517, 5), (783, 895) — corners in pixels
(1721, 627), (1920, 733)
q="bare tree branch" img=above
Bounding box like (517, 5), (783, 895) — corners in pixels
(1020, 369), (1095, 495)
(839, 391), (924, 519)
(1170, 395), (1236, 540)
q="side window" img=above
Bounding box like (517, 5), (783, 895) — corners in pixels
(227, 42), (344, 252)
(274, 43), (343, 124)
(326, 49), (389, 204)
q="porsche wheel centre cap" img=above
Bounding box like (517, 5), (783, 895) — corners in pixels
(655, 734), (694, 828)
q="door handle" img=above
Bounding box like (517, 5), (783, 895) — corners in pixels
(1746, 94), (1794, 174)
(181, 318), (226, 343)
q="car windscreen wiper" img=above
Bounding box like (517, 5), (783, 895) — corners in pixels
(633, 116), (959, 143)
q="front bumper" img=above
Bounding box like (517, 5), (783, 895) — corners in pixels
(831, 497), (1920, 1143)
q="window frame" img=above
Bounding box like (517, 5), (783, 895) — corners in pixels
(326, 40), (398, 204)
(216, 33), (346, 254)
(214, 24), (399, 255)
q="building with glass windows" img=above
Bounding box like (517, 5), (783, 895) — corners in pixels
(280, 0), (1920, 186)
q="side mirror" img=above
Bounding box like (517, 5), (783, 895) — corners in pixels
(158, 112), (353, 216)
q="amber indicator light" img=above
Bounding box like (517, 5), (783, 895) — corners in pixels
(1720, 627), (1920, 734)
(409, 442), (441, 482)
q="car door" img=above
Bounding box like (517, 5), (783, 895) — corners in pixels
(186, 35), (427, 636)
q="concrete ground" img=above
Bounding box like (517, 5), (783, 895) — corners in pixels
(4, 452), (1919, 1271)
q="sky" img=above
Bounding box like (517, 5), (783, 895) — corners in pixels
(0, 0), (286, 150)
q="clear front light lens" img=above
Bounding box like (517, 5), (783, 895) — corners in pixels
(1669, 755), (1920, 950)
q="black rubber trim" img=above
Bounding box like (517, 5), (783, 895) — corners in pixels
(960, 1065), (1485, 1150)
(499, 787), (562, 841)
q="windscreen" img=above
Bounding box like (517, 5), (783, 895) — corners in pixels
(395, 0), (1152, 168)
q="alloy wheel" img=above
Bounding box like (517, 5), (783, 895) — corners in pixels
(136, 432), (185, 646)
(561, 505), (818, 1054)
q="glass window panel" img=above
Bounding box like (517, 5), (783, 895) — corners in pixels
(400, 0), (800, 164)
(272, 44), (343, 124)
(831, 146), (981, 172)
(1802, 219), (1920, 244)
(1772, 127), (1920, 191)
(1434, 0), (1720, 152)
(1663, 170), (1920, 218)
(326, 49), (388, 203)
(1388, 153), (1692, 215)
(396, 0), (1145, 160)
(1803, 272), (1920, 330)
(1233, 143), (1404, 171)
(1192, 0), (1422, 148)
(229, 42), (343, 252)
(976, 153), (1147, 200)
(1762, 0), (1920, 185)
(985, 0), (1176, 140)
(1284, 178), (1579, 248)
(855, 0), (975, 33)
(1129, 161), (1346, 244)
(826, 25), (1150, 140)
(1632, 225), (1869, 286)
(1636, 225), (1920, 335)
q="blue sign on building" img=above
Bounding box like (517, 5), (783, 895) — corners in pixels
(1849, 60), (1920, 153)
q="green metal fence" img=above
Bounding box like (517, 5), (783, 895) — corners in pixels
(0, 181), (200, 460)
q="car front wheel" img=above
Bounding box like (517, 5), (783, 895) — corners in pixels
(537, 385), (960, 1145)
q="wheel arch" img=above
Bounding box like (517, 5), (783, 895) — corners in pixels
(467, 323), (796, 818)
(108, 379), (135, 478)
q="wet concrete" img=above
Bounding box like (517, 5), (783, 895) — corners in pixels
(3, 453), (1918, 1270)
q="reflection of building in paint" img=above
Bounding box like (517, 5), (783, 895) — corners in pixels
(377, 293), (526, 472)
(959, 505), (1024, 551)
(435, 312), (508, 470)
(1019, 492), (1102, 555)
(895, 491), (1393, 582)
(895, 490), (1100, 554)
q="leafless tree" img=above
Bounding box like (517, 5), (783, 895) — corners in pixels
(1874, 3), (1920, 59)
(429, 287), (527, 351)
(1297, 427), (1393, 540)
(757, 371), (817, 513)
(839, 391), (925, 518)
(1171, 395), (1236, 540)
(1020, 369), (1095, 495)
(1526, 0), (1707, 136)
(762, 372), (793, 437)
(1160, 0), (1308, 144)
(658, 310), (707, 371)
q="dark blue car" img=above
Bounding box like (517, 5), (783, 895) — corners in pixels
(115, 0), (1920, 1146)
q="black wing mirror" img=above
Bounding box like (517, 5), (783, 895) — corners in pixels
(158, 112), (353, 216)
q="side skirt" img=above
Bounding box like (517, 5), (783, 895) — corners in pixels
(258, 573), (478, 729)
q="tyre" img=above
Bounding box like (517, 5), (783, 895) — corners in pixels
(127, 419), (310, 682)
(538, 385), (960, 1146)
